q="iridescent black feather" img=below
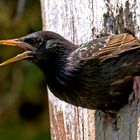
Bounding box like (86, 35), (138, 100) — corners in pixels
(20, 31), (140, 111)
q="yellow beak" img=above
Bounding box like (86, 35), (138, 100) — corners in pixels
(0, 39), (35, 67)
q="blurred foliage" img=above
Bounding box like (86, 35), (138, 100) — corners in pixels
(0, 0), (51, 139)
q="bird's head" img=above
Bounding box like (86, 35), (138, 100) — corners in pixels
(0, 31), (75, 73)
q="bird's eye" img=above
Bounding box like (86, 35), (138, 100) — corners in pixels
(24, 38), (35, 45)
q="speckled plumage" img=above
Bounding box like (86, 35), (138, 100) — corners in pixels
(1, 31), (140, 111)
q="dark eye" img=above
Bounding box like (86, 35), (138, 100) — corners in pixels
(21, 36), (44, 48)
(24, 38), (35, 45)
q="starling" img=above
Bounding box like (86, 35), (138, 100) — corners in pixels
(0, 31), (140, 112)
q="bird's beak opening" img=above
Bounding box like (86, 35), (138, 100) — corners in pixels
(0, 39), (35, 67)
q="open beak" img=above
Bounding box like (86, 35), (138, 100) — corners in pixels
(0, 39), (35, 67)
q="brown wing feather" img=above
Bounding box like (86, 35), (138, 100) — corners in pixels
(67, 34), (140, 70)
(97, 33), (140, 61)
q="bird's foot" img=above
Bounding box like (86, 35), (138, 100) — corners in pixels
(129, 77), (140, 111)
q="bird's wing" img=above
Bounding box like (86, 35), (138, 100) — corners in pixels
(67, 33), (140, 71)
(70, 33), (140, 61)
(96, 33), (140, 61)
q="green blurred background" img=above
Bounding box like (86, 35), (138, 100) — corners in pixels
(0, 0), (50, 139)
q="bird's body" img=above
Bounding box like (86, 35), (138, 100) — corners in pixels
(1, 31), (140, 111)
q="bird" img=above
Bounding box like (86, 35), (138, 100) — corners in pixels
(0, 31), (140, 112)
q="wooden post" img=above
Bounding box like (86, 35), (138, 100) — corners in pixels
(40, 0), (140, 139)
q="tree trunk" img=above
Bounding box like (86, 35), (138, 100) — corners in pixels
(40, 0), (140, 139)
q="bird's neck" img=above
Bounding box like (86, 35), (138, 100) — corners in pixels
(37, 50), (81, 95)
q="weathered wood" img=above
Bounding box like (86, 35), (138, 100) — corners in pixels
(40, 0), (140, 139)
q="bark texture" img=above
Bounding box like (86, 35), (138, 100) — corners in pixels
(40, 0), (140, 139)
